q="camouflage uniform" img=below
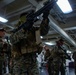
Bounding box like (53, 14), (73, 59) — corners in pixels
(10, 25), (44, 75)
(10, 31), (44, 74)
(45, 47), (67, 75)
(11, 53), (39, 75)
(10, 9), (50, 75)
(0, 39), (3, 75)
(0, 55), (4, 75)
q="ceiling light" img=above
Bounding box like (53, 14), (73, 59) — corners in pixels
(57, 0), (73, 13)
(45, 42), (53, 45)
(67, 50), (71, 53)
(0, 17), (8, 23)
(45, 41), (56, 46)
(40, 36), (43, 39)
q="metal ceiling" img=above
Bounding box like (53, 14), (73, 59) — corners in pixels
(0, 0), (15, 8)
(0, 0), (76, 48)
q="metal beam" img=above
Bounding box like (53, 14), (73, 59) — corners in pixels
(0, 22), (14, 29)
(0, 0), (15, 8)
(28, 0), (38, 7)
(6, 5), (34, 18)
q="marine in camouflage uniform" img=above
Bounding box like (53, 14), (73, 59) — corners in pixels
(45, 47), (62, 75)
(10, 41), (42, 75)
(45, 39), (71, 75)
(10, 8), (50, 75)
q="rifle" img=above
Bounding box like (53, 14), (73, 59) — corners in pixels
(60, 45), (71, 60)
(12, 0), (57, 33)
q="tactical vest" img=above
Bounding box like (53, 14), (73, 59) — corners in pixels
(10, 27), (43, 54)
(10, 12), (49, 54)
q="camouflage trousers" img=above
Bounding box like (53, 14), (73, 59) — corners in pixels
(48, 58), (62, 75)
(0, 56), (4, 74)
(11, 53), (39, 75)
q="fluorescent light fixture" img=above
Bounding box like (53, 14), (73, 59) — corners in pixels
(40, 36), (43, 39)
(67, 50), (71, 53)
(45, 42), (53, 45)
(45, 41), (56, 46)
(57, 0), (73, 13)
(0, 17), (8, 23)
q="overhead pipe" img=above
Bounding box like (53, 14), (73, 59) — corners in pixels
(0, 22), (14, 29)
(48, 26), (76, 35)
(28, 0), (76, 47)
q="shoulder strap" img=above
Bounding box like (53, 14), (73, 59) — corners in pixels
(35, 29), (42, 45)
